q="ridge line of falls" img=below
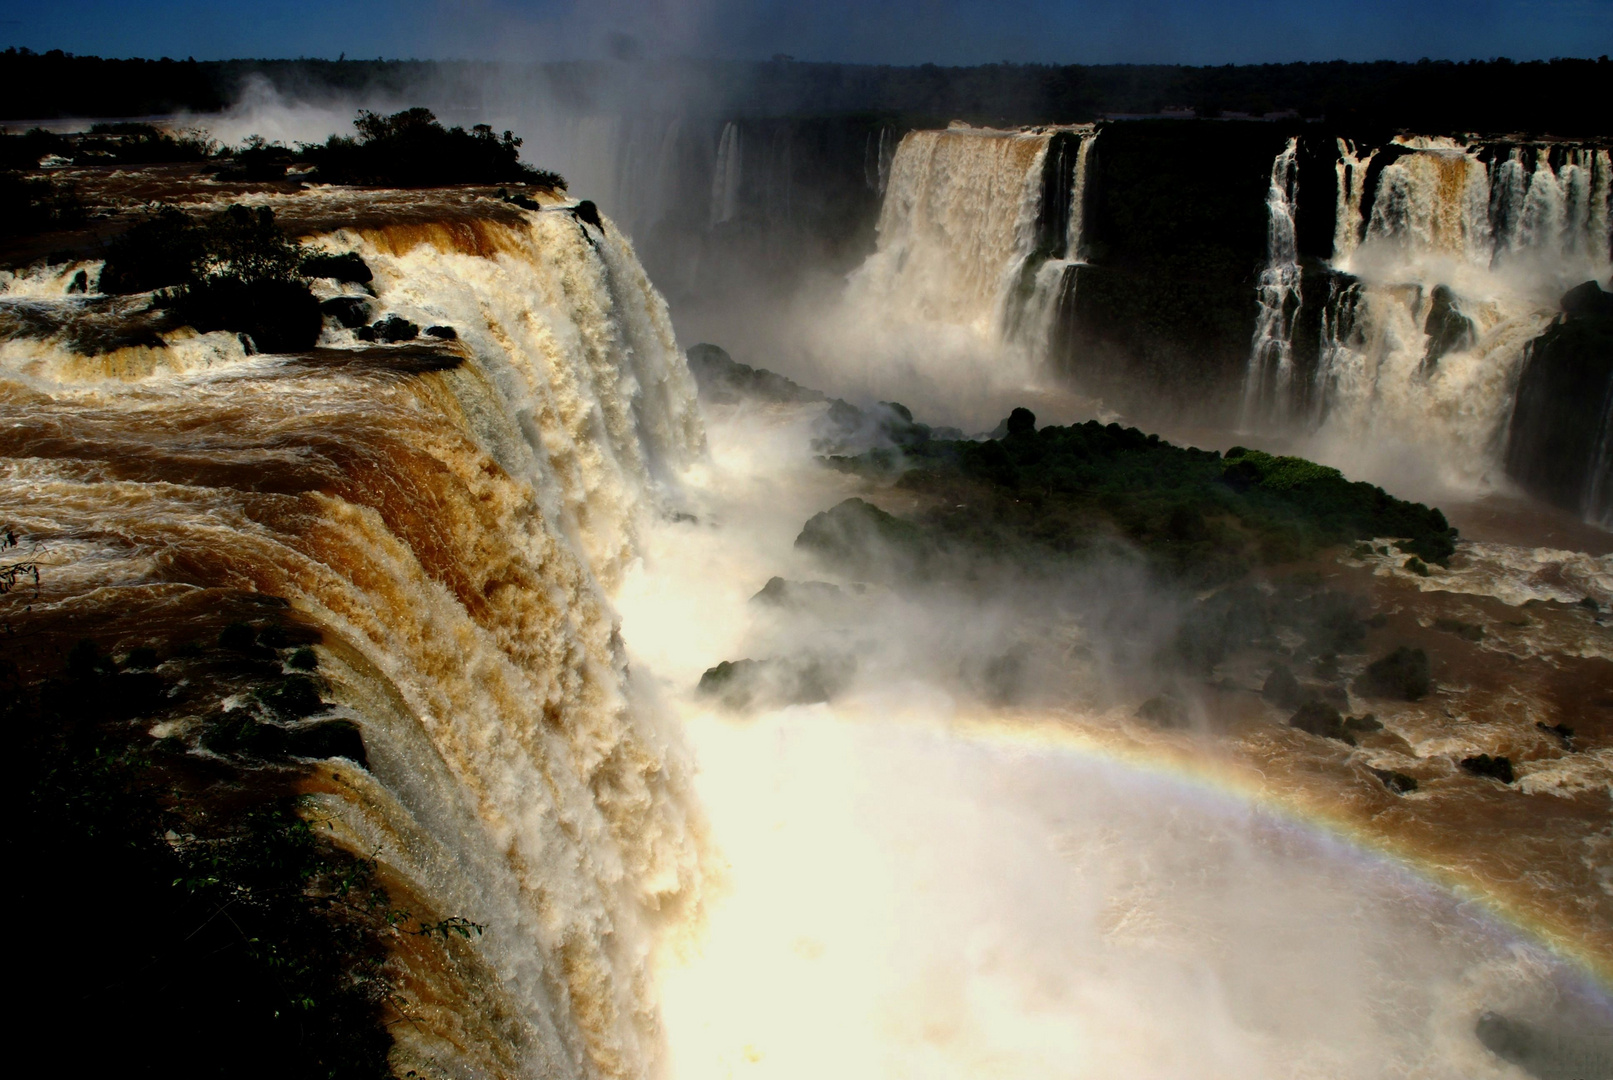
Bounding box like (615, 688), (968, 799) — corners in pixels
(1240, 136), (1302, 427)
(0, 205), (708, 1079)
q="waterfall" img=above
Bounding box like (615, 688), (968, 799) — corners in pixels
(1305, 138), (1613, 495)
(1241, 136), (1302, 426)
(1332, 139), (1377, 266)
(1066, 132), (1095, 262)
(709, 122), (742, 228)
(852, 125), (1092, 356)
(0, 204), (707, 1079)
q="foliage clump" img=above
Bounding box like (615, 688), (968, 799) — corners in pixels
(301, 107), (565, 189)
(818, 414), (1458, 587)
(97, 203), (324, 352)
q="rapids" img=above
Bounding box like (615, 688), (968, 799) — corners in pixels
(1, 204), (705, 1079)
(4, 163), (1610, 1079)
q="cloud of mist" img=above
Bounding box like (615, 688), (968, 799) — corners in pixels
(617, 399), (1610, 1080)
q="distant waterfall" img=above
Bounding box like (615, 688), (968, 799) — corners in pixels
(852, 124), (1093, 358)
(1241, 136), (1302, 426)
(1310, 138), (1613, 495)
(0, 204), (707, 1079)
(1331, 139), (1377, 266)
(709, 122), (743, 227)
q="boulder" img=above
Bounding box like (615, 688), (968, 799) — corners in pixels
(1353, 646), (1432, 701)
(1289, 699), (1354, 744)
(1535, 721), (1574, 747)
(572, 199), (603, 230)
(424, 324), (457, 340)
(1344, 713), (1383, 733)
(320, 295), (372, 328)
(369, 315), (419, 343)
(1420, 284), (1475, 369)
(1460, 754), (1514, 784)
(1262, 663), (1303, 710)
(299, 251), (373, 285)
(686, 342), (826, 405)
(1368, 767), (1418, 794)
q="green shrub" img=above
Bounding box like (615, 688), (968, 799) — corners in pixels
(301, 107), (565, 189)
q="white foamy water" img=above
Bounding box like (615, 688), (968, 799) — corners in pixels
(1304, 140), (1613, 501)
(1, 203), (706, 1079)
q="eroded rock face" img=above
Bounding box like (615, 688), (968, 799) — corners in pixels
(1420, 284), (1475, 370)
(1505, 280), (1613, 523)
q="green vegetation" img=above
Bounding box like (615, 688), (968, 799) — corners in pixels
(299, 108), (564, 189)
(814, 413), (1457, 588)
(98, 203), (336, 352)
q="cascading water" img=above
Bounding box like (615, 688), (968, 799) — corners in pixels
(709, 122), (743, 228)
(1293, 138), (1613, 504)
(835, 125), (1094, 405)
(1241, 136), (1302, 426)
(0, 203), (707, 1079)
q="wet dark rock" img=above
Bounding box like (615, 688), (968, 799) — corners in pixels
(1353, 646), (1432, 701)
(796, 498), (931, 579)
(697, 654), (854, 710)
(1474, 1010), (1613, 1079)
(1262, 664), (1303, 710)
(750, 576), (845, 609)
(319, 295), (372, 328)
(1136, 694), (1187, 728)
(1559, 278), (1613, 318)
(285, 719), (367, 767)
(1344, 713), (1383, 733)
(1505, 282), (1613, 520)
(219, 621), (258, 651)
(256, 675), (328, 720)
(1460, 754), (1515, 784)
(369, 315), (419, 343)
(1368, 767), (1417, 794)
(572, 199), (603, 230)
(423, 324), (457, 340)
(287, 647), (319, 672)
(1289, 699), (1354, 744)
(300, 251), (372, 285)
(1535, 721), (1574, 748)
(1421, 284), (1475, 370)
(686, 342), (825, 405)
(67, 268), (87, 293)
(1404, 556), (1430, 576)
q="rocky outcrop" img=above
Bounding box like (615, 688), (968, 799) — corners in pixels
(1505, 280), (1613, 523)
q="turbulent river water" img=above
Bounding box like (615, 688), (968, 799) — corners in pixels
(3, 166), (1611, 1079)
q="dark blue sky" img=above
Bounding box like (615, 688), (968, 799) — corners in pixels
(3, 0), (1610, 64)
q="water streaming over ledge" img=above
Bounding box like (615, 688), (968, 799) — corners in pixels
(1, 205), (707, 1079)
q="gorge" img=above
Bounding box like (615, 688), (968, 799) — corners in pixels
(3, 60), (1611, 1080)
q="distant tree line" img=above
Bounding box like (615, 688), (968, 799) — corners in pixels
(2, 47), (1610, 137)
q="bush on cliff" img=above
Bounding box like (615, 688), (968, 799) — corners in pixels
(98, 204), (323, 352)
(301, 107), (565, 189)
